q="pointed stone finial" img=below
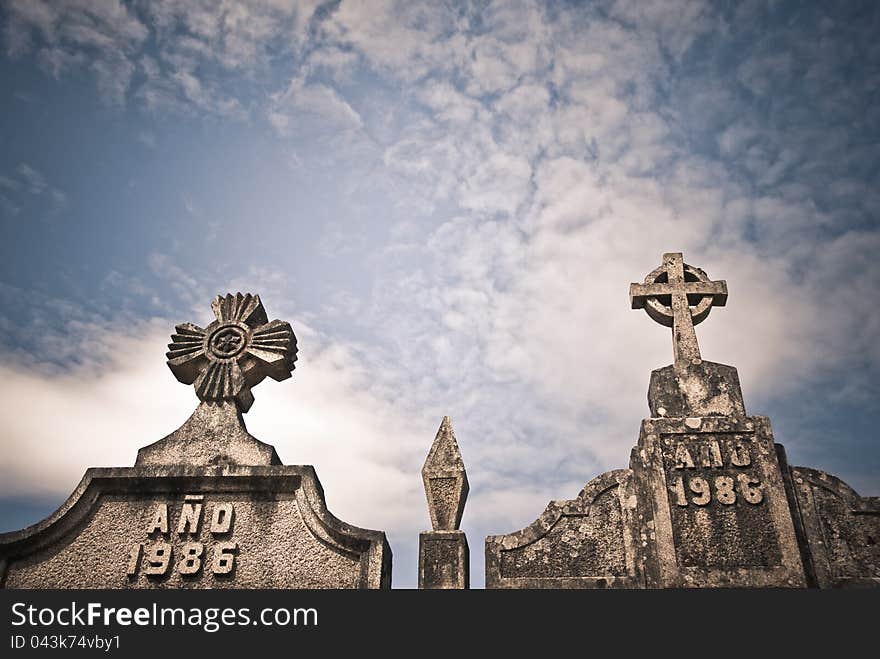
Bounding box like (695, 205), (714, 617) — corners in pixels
(419, 417), (470, 589)
(422, 416), (469, 531)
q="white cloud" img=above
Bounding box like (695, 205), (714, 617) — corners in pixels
(322, 1), (465, 81)
(458, 151), (532, 217)
(4, 0), (148, 103)
(0, 163), (67, 219)
(137, 131), (156, 149)
(267, 75), (363, 136)
(3, 0), (321, 109)
(37, 46), (86, 77)
(147, 0), (320, 67)
(17, 163), (47, 194)
(148, 253), (205, 309)
(608, 0), (713, 59)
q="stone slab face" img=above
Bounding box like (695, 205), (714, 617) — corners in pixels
(789, 467), (880, 588)
(648, 362), (745, 418)
(0, 466), (391, 589)
(485, 417), (811, 588)
(419, 530), (468, 589)
(634, 415), (806, 588)
(485, 470), (645, 588)
(136, 401), (282, 468)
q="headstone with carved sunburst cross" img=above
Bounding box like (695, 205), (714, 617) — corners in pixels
(0, 293), (391, 589)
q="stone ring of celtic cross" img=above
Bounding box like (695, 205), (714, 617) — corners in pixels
(206, 323), (250, 360)
(641, 261), (716, 327)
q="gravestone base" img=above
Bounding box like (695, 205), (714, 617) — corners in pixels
(484, 361), (878, 589)
(485, 410), (879, 588)
(418, 530), (468, 589)
(648, 361), (745, 418)
(633, 414), (806, 588)
(0, 294), (397, 590)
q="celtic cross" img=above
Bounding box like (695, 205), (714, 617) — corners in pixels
(630, 253), (728, 368)
(165, 293), (297, 412)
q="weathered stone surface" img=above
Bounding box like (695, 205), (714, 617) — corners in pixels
(419, 417), (470, 589)
(0, 466), (390, 588)
(789, 467), (880, 588)
(486, 470), (644, 588)
(630, 254), (806, 587)
(648, 361), (746, 418)
(419, 531), (468, 589)
(422, 416), (468, 531)
(141, 294), (297, 467)
(0, 293), (392, 589)
(167, 293), (297, 413)
(633, 415), (806, 587)
(630, 252), (727, 368)
(136, 401), (281, 467)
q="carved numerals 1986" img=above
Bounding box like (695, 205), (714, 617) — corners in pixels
(127, 498), (239, 579)
(126, 540), (238, 577)
(667, 439), (764, 507)
(669, 474), (763, 507)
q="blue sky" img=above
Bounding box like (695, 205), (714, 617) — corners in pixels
(0, 0), (878, 588)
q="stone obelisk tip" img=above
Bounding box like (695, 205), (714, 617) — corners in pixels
(422, 416), (468, 531)
(419, 416), (470, 589)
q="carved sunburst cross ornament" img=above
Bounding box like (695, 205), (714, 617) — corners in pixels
(630, 253), (728, 369)
(166, 293), (297, 412)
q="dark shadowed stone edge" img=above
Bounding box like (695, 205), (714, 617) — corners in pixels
(775, 444), (818, 588)
(0, 465), (391, 589)
(485, 469), (644, 589)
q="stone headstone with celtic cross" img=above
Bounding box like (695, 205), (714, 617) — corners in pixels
(0, 293), (391, 589)
(487, 253), (879, 588)
(627, 254), (806, 587)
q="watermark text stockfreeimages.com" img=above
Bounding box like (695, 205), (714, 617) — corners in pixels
(11, 601), (317, 633)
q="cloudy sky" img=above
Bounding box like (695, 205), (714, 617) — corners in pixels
(0, 0), (878, 588)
